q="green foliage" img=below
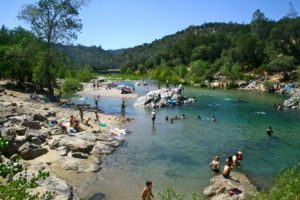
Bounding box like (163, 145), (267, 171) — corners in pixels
(159, 186), (203, 200)
(249, 163), (300, 200)
(61, 77), (81, 94)
(266, 56), (296, 72)
(76, 67), (96, 82)
(0, 137), (52, 199)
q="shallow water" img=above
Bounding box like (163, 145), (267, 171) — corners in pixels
(75, 83), (300, 200)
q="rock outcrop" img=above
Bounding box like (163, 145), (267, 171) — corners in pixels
(134, 87), (195, 108)
(284, 90), (300, 110)
(203, 172), (257, 200)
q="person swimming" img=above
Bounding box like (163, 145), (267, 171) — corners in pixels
(212, 116), (216, 122)
(165, 116), (169, 121)
(209, 155), (220, 173)
(181, 114), (186, 119)
(266, 126), (273, 136)
(232, 151), (243, 167)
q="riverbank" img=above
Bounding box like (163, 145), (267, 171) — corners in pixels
(77, 81), (138, 99)
(0, 85), (132, 198)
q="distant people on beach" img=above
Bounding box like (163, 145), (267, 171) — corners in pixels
(121, 100), (126, 116)
(69, 115), (75, 127)
(209, 155), (220, 173)
(151, 110), (156, 124)
(223, 156), (233, 179)
(79, 107), (84, 122)
(94, 111), (100, 123)
(266, 126), (273, 136)
(141, 180), (154, 200)
(92, 82), (96, 90)
(232, 151), (243, 167)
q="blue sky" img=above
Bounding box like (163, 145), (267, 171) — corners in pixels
(0, 0), (299, 49)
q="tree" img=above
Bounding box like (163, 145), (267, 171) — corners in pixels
(251, 9), (269, 40)
(286, 1), (298, 19)
(18, 0), (85, 96)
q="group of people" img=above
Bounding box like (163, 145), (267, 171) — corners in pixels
(92, 81), (101, 90)
(67, 107), (101, 133)
(165, 114), (186, 124)
(209, 151), (243, 179)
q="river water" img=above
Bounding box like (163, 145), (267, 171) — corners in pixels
(75, 82), (300, 200)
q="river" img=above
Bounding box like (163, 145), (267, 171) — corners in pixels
(74, 82), (300, 200)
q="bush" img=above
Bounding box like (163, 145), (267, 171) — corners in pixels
(61, 77), (81, 94)
(248, 163), (300, 200)
(159, 186), (203, 200)
(76, 68), (96, 82)
(266, 56), (296, 72)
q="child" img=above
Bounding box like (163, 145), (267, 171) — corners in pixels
(209, 156), (220, 173)
(141, 181), (154, 200)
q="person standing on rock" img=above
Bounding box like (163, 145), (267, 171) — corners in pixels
(223, 157), (233, 179)
(151, 110), (156, 124)
(79, 107), (84, 123)
(141, 180), (154, 200)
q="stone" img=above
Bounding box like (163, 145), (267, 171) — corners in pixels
(46, 112), (56, 117)
(31, 137), (43, 145)
(71, 152), (89, 159)
(11, 103), (17, 107)
(84, 164), (101, 173)
(91, 141), (115, 155)
(21, 121), (41, 130)
(37, 175), (80, 200)
(56, 146), (70, 156)
(33, 114), (47, 122)
(25, 129), (49, 142)
(61, 159), (79, 171)
(9, 115), (27, 123)
(203, 172), (257, 200)
(50, 136), (94, 154)
(18, 142), (48, 160)
(15, 126), (27, 136)
(0, 117), (8, 126)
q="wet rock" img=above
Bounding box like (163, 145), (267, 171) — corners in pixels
(203, 172), (257, 200)
(21, 121), (41, 130)
(33, 114), (47, 122)
(72, 152), (89, 159)
(15, 126), (27, 136)
(31, 137), (43, 145)
(9, 114), (27, 123)
(18, 142), (48, 160)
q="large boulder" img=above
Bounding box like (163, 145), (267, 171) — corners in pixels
(36, 175), (80, 200)
(33, 114), (47, 122)
(21, 121), (41, 130)
(284, 90), (300, 109)
(18, 142), (48, 160)
(91, 141), (115, 155)
(203, 172), (257, 200)
(50, 135), (94, 154)
(25, 129), (49, 142)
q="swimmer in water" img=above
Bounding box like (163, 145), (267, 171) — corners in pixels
(266, 126), (273, 136)
(212, 116), (216, 122)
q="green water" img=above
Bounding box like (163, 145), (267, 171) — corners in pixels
(78, 87), (300, 200)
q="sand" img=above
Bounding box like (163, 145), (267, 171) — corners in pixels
(77, 82), (138, 99)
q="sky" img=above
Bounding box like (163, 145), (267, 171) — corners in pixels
(0, 0), (300, 50)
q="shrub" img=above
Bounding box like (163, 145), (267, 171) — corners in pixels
(248, 163), (300, 200)
(61, 77), (81, 94)
(266, 56), (295, 72)
(159, 186), (203, 200)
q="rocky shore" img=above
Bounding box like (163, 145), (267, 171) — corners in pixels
(0, 87), (130, 199)
(284, 89), (300, 110)
(203, 172), (257, 200)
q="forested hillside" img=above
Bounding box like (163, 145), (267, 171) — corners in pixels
(55, 44), (123, 70)
(116, 9), (300, 84)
